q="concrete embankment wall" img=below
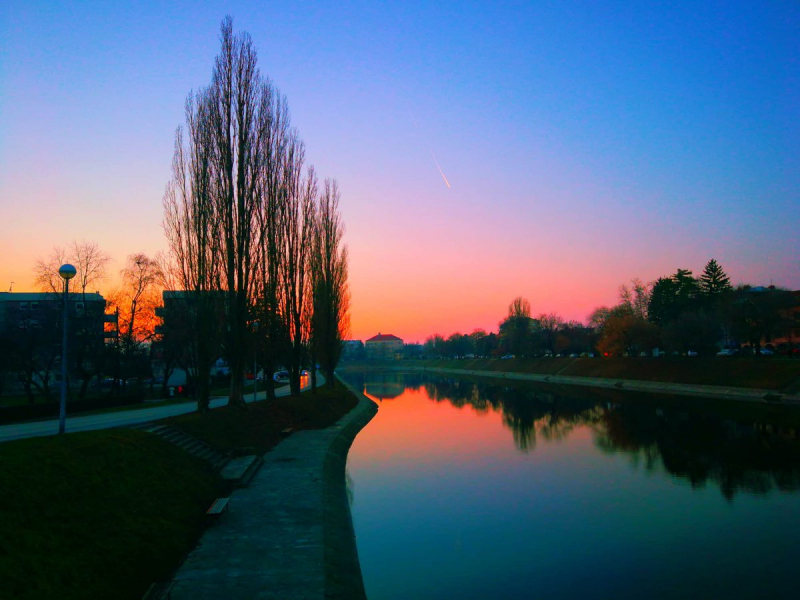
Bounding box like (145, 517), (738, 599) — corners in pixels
(323, 379), (378, 599)
(405, 366), (800, 406)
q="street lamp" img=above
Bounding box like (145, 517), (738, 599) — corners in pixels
(58, 264), (77, 434)
(252, 320), (260, 402)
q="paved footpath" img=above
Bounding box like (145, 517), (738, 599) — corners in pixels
(167, 379), (378, 600)
(0, 383), (299, 443)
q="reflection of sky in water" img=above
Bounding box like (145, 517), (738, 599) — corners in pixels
(346, 373), (800, 599)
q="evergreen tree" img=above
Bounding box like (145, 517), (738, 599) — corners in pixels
(647, 269), (700, 324)
(699, 259), (732, 296)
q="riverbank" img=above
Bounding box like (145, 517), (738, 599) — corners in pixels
(0, 385), (364, 599)
(341, 356), (800, 404)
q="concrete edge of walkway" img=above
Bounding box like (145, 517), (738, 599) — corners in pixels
(400, 366), (800, 405)
(321, 376), (379, 599)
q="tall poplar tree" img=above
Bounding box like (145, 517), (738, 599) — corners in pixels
(310, 179), (350, 388)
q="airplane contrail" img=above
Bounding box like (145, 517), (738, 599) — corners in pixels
(409, 105), (452, 189)
(429, 149), (451, 189)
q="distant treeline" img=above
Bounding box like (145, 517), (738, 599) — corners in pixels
(416, 259), (798, 359)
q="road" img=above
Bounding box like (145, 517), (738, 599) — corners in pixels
(0, 375), (319, 443)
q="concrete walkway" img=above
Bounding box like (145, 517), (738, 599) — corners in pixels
(410, 366), (800, 405)
(166, 379), (378, 599)
(0, 382), (302, 443)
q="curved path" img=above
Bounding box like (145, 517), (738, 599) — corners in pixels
(167, 377), (378, 599)
(0, 381), (309, 443)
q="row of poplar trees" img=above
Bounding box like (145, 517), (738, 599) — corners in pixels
(162, 18), (349, 410)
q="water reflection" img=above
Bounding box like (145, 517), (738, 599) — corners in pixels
(355, 371), (800, 500)
(359, 372), (406, 401)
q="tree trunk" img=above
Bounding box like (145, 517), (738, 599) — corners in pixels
(228, 340), (246, 407)
(79, 376), (91, 401)
(263, 349), (277, 401)
(310, 348), (317, 392)
(326, 366), (335, 389)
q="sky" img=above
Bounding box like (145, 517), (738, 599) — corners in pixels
(1, 1), (798, 343)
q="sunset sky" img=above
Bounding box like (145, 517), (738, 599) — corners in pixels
(1, 1), (798, 343)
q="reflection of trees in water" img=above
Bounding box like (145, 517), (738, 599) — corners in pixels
(419, 376), (800, 499)
(345, 371), (421, 401)
(424, 377), (597, 452)
(594, 409), (800, 500)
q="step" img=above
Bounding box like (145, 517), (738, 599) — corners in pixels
(161, 431), (185, 442)
(196, 448), (215, 461)
(220, 455), (262, 487)
(238, 455), (264, 487)
(181, 440), (206, 453)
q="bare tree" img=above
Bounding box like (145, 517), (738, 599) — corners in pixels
(33, 241), (109, 294)
(280, 147), (316, 396)
(509, 297), (532, 319)
(33, 240), (111, 399)
(499, 297), (533, 357)
(253, 90), (291, 400)
(310, 179), (350, 388)
(537, 312), (564, 354)
(204, 17), (275, 407)
(619, 278), (651, 320)
(33, 246), (68, 294)
(163, 90), (224, 412)
(163, 16), (349, 405)
(72, 240), (111, 294)
(112, 253), (164, 344)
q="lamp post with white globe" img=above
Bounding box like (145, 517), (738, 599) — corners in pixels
(58, 264), (77, 434)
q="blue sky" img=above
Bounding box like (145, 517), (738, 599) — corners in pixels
(1, 1), (798, 340)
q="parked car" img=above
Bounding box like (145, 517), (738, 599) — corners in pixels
(687, 350), (698, 357)
(501, 354), (514, 359)
(716, 349), (736, 357)
(759, 348), (774, 356)
(273, 370), (290, 382)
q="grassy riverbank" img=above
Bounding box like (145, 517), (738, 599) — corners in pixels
(345, 357), (800, 393)
(0, 385), (357, 600)
(168, 384), (358, 454)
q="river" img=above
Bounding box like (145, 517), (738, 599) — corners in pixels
(341, 371), (800, 599)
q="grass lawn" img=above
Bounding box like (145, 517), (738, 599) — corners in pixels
(0, 430), (221, 600)
(168, 384), (358, 454)
(0, 382), (357, 599)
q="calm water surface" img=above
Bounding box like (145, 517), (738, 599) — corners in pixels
(342, 372), (800, 599)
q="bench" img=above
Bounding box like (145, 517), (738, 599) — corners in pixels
(206, 497), (230, 517)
